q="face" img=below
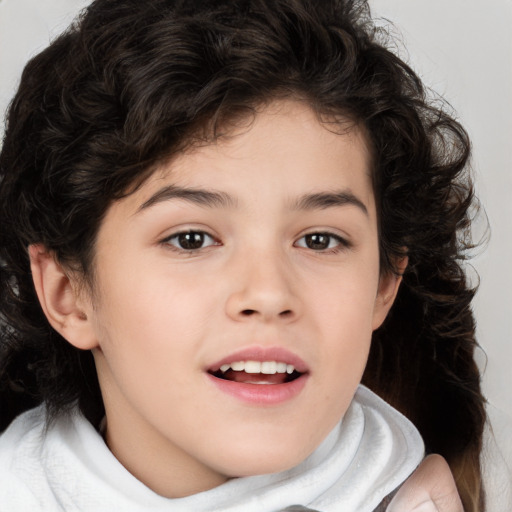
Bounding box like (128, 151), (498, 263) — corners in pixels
(65, 101), (400, 497)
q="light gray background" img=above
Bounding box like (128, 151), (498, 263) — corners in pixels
(1, 0), (511, 420)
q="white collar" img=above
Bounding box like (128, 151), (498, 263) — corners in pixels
(3, 385), (423, 512)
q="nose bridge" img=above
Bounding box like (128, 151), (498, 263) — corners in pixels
(226, 242), (299, 322)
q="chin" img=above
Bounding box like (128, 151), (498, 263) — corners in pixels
(213, 443), (313, 479)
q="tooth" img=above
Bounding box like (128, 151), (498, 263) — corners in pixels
(245, 361), (262, 373)
(222, 360), (297, 375)
(261, 361), (277, 374)
(276, 362), (287, 373)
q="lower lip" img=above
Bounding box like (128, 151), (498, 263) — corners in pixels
(206, 373), (308, 405)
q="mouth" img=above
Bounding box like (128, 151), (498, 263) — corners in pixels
(206, 348), (309, 404)
(209, 360), (304, 385)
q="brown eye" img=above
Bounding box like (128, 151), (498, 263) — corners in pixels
(165, 231), (217, 250)
(304, 233), (330, 250)
(295, 232), (348, 251)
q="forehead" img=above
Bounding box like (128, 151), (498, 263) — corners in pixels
(110, 100), (375, 221)
(145, 102), (372, 199)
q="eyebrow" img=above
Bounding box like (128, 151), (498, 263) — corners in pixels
(138, 185), (237, 211)
(292, 191), (368, 215)
(138, 185), (368, 216)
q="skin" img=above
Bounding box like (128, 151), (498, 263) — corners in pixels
(30, 100), (405, 498)
(390, 455), (464, 512)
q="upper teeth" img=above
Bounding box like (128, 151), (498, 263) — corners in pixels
(219, 361), (295, 375)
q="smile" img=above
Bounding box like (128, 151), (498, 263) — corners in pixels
(206, 348), (309, 404)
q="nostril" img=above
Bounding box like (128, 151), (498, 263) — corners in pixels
(240, 309), (293, 317)
(238, 309), (294, 318)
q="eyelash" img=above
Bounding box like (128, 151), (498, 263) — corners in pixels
(161, 230), (350, 254)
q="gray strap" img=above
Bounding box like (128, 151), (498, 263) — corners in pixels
(280, 507), (321, 512)
(372, 486), (400, 512)
(278, 487), (399, 512)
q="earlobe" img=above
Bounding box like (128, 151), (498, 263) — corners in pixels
(28, 244), (98, 350)
(372, 256), (408, 330)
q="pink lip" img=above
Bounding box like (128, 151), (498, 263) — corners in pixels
(206, 346), (309, 405)
(207, 346), (309, 373)
(207, 372), (308, 405)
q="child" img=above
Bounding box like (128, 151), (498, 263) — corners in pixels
(0, 0), (487, 510)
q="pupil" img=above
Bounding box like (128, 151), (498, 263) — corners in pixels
(179, 232), (204, 249)
(306, 234), (329, 250)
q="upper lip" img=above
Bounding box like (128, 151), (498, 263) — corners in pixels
(207, 346), (309, 373)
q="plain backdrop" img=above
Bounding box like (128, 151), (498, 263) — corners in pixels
(0, 0), (511, 422)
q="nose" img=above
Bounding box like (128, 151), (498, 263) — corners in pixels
(225, 250), (301, 323)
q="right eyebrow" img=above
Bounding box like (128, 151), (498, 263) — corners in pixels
(137, 185), (237, 212)
(291, 190), (369, 216)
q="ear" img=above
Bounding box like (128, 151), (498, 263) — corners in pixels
(29, 244), (98, 350)
(372, 256), (408, 331)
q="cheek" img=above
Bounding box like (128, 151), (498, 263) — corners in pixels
(98, 262), (212, 326)
(89, 269), (209, 379)
(306, 259), (380, 332)
(304, 264), (378, 401)
(90, 274), (212, 427)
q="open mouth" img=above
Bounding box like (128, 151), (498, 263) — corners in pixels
(209, 360), (304, 385)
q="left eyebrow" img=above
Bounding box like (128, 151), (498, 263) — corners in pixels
(138, 185), (237, 211)
(292, 190), (369, 215)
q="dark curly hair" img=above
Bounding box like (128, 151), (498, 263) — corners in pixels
(0, 0), (485, 509)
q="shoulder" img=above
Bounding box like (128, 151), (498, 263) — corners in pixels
(0, 405), (49, 510)
(0, 403), (47, 442)
(0, 404), (47, 467)
(0, 404), (158, 511)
